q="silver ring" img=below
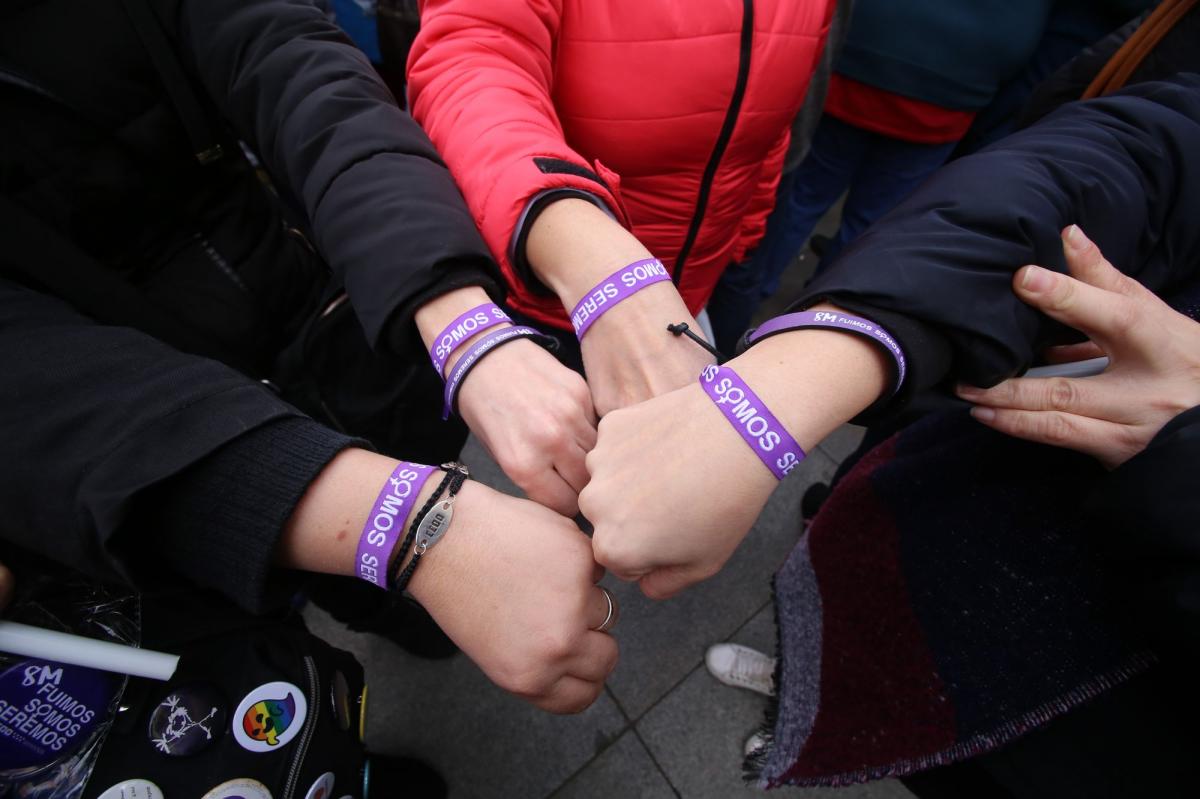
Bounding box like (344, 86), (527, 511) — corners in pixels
(591, 586), (618, 633)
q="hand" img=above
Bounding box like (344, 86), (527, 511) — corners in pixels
(409, 482), (619, 714)
(957, 225), (1200, 469)
(582, 382), (777, 600)
(456, 339), (596, 516)
(278, 449), (618, 713)
(413, 285), (597, 514)
(581, 309), (889, 599)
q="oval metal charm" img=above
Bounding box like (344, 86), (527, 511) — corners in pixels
(414, 500), (454, 554)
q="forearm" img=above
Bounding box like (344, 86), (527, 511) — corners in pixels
(277, 449), (446, 594)
(413, 286), (513, 377)
(728, 306), (891, 453)
(525, 198), (653, 308)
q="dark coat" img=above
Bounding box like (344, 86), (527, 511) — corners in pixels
(794, 74), (1200, 657)
(0, 0), (496, 610)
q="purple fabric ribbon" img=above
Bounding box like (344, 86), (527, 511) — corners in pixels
(747, 310), (907, 393)
(442, 325), (541, 418)
(570, 258), (671, 338)
(429, 302), (513, 376)
(355, 461), (436, 587)
(699, 364), (805, 480)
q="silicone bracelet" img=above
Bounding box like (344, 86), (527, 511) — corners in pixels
(745, 310), (907, 393)
(429, 303), (512, 376)
(442, 325), (542, 419)
(570, 258), (671, 339)
(355, 461), (436, 587)
(698, 364), (805, 480)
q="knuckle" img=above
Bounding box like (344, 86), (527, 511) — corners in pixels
(532, 417), (566, 447)
(577, 486), (597, 520)
(538, 629), (578, 663)
(1040, 413), (1076, 446)
(1111, 272), (1143, 298)
(1046, 378), (1076, 412)
(1048, 276), (1077, 312)
(493, 665), (546, 698)
(1109, 300), (1140, 337)
(504, 456), (540, 486)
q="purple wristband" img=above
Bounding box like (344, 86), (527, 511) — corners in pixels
(429, 302), (513, 376)
(355, 461), (436, 587)
(699, 364), (805, 480)
(746, 310), (907, 393)
(570, 258), (671, 339)
(442, 325), (541, 419)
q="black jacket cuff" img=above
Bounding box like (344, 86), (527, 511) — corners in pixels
(132, 417), (360, 614)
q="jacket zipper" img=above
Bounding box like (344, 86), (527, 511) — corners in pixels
(283, 655), (321, 799)
(672, 0), (755, 286)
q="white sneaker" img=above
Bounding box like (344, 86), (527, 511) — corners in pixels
(704, 643), (775, 696)
(743, 731), (769, 758)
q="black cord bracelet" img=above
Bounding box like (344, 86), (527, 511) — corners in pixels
(390, 463), (470, 592)
(667, 322), (727, 363)
(387, 463), (463, 589)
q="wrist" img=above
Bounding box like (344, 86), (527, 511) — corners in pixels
(404, 480), (487, 608)
(276, 449), (442, 577)
(727, 305), (889, 449)
(414, 286), (514, 377)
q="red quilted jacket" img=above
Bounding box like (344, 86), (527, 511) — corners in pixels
(408, 0), (833, 331)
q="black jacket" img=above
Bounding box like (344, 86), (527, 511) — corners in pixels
(0, 0), (497, 610)
(793, 74), (1200, 657)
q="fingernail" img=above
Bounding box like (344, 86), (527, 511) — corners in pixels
(1063, 224), (1087, 252)
(970, 406), (996, 423)
(955, 383), (980, 398)
(1019, 265), (1054, 293)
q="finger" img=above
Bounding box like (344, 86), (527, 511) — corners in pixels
(956, 375), (1126, 422)
(585, 585), (619, 632)
(638, 565), (698, 601)
(968, 406), (1137, 468)
(573, 412), (598, 452)
(555, 441), (592, 495)
(588, 526), (654, 582)
(1012, 264), (1135, 345)
(538, 674), (606, 715)
(1061, 225), (1133, 294)
(1044, 340), (1105, 364)
(574, 380), (600, 430)
(523, 468), (580, 517)
(567, 631), (620, 682)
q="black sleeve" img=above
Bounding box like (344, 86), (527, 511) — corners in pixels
(1087, 406), (1200, 661)
(791, 74), (1200, 412)
(0, 277), (353, 613)
(163, 0), (502, 356)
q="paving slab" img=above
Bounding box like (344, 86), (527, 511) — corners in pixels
(305, 606), (627, 799)
(637, 605), (914, 799)
(550, 729), (677, 799)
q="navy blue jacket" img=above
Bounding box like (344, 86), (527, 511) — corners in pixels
(795, 74), (1200, 658)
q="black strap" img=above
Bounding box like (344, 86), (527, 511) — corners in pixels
(389, 465), (469, 591)
(0, 194), (249, 370)
(119, 0), (225, 164)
